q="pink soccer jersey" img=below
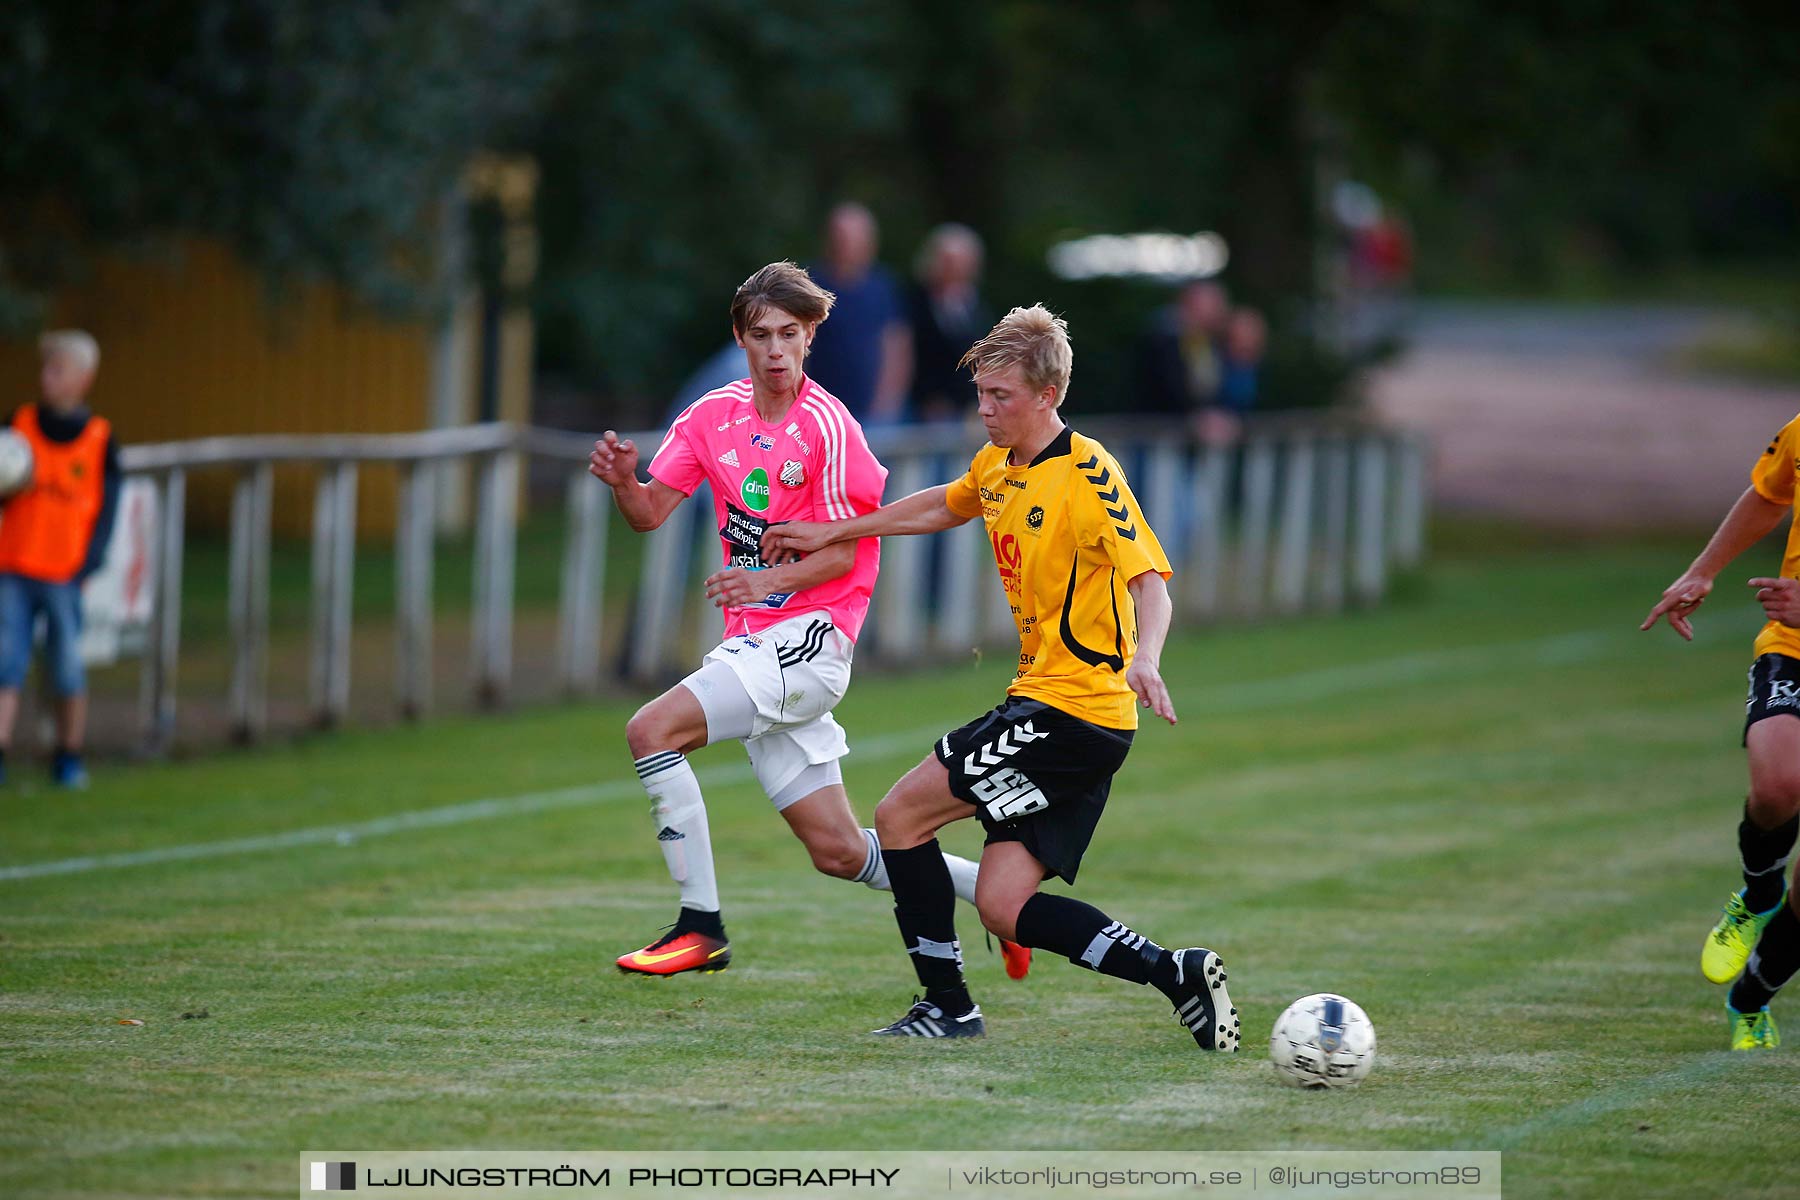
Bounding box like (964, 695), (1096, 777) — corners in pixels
(648, 375), (888, 641)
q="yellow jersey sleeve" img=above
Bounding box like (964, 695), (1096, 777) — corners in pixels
(1072, 444), (1172, 581)
(944, 450), (986, 519)
(1752, 417), (1800, 507)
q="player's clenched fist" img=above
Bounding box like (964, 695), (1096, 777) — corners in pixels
(762, 520), (830, 560)
(1750, 577), (1800, 627)
(588, 430), (639, 488)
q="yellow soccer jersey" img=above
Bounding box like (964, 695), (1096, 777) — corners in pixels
(1751, 413), (1800, 661)
(945, 426), (1172, 729)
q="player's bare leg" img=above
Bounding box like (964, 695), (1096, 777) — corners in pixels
(1705, 716), (1800, 986)
(970, 840), (1041, 980)
(778, 784), (874, 880)
(971, 840), (1046, 942)
(616, 686), (729, 976)
(1720, 715), (1800, 1046)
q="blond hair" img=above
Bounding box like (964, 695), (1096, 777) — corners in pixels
(730, 261), (835, 336)
(39, 329), (100, 375)
(959, 305), (1072, 406)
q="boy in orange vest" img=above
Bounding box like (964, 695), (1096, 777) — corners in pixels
(0, 331), (122, 788)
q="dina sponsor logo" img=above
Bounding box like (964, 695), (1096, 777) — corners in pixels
(741, 468), (771, 512)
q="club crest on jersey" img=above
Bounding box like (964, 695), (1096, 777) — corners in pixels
(779, 460), (806, 489)
(750, 433), (776, 452)
(1026, 505), (1044, 531)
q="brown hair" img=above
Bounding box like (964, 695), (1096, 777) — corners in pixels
(959, 304), (1073, 406)
(730, 261), (835, 336)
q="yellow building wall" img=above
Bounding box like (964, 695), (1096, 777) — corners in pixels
(0, 240), (433, 537)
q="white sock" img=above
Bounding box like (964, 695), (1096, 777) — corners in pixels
(942, 850), (979, 906)
(854, 827), (979, 906)
(635, 752), (719, 913)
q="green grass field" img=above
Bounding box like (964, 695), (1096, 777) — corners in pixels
(5, 531), (1798, 1198)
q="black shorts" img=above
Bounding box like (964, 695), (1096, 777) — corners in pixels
(934, 696), (1133, 885)
(1745, 653), (1800, 744)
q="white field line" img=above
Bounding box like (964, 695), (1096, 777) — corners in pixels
(0, 626), (1650, 884)
(1485, 1055), (1742, 1149)
(0, 730), (938, 884)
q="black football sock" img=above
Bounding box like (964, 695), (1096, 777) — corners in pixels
(672, 906), (725, 941)
(1739, 803), (1799, 913)
(883, 840), (971, 1014)
(1013, 893), (1177, 995)
(1730, 900), (1800, 1012)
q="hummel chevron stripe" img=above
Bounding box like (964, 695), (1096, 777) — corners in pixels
(962, 722), (1048, 777)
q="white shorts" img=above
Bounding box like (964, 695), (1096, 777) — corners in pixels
(680, 612), (855, 809)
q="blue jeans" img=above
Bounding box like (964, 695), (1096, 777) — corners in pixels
(0, 573), (85, 697)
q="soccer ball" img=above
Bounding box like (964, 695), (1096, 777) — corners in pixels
(0, 430), (33, 497)
(1269, 993), (1375, 1088)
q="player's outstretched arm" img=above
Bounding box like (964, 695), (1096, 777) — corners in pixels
(704, 542), (858, 609)
(1642, 486), (1789, 641)
(759, 484), (968, 559)
(1125, 570), (1177, 725)
(589, 431), (684, 532)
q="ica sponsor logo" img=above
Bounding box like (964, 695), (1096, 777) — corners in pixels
(741, 468), (772, 512)
(991, 531), (1023, 595)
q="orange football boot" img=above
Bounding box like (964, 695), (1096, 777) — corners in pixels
(1000, 939), (1032, 980)
(616, 929), (732, 976)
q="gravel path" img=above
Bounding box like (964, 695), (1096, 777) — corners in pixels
(1366, 302), (1800, 530)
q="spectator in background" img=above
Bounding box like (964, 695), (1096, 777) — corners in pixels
(1136, 279), (1229, 420)
(1208, 306), (1268, 441)
(908, 223), (992, 424)
(807, 202), (911, 424)
(0, 331), (122, 789)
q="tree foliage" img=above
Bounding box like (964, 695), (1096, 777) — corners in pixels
(0, 1), (562, 326)
(2, 1), (1793, 407)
